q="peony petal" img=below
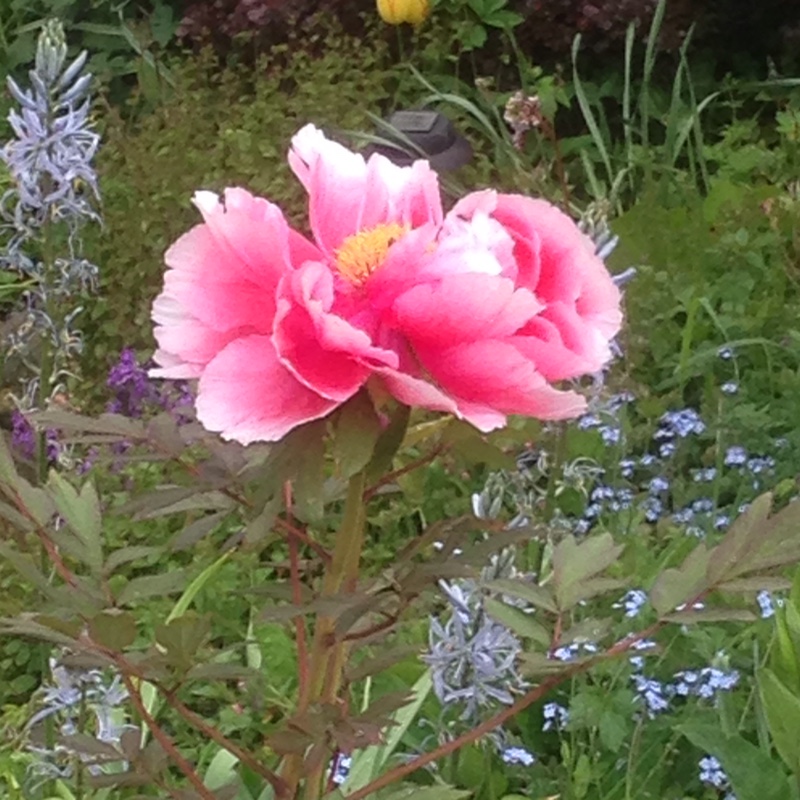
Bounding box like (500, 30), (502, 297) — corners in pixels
(416, 339), (587, 421)
(193, 188), (316, 286)
(288, 125), (443, 256)
(288, 125), (370, 255)
(196, 335), (338, 444)
(151, 290), (245, 377)
(392, 273), (542, 347)
(274, 262), (398, 401)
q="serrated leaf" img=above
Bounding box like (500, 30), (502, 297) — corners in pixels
(485, 579), (557, 613)
(88, 611), (137, 650)
(485, 598), (550, 647)
(117, 570), (187, 605)
(332, 391), (382, 478)
(650, 543), (710, 616)
(551, 533), (623, 611)
(678, 719), (791, 800)
(155, 613), (211, 672)
(48, 471), (103, 575)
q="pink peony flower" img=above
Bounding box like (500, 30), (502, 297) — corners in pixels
(151, 125), (622, 444)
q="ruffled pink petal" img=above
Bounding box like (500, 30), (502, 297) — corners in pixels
(151, 290), (245, 378)
(288, 125), (443, 256)
(375, 367), (459, 417)
(193, 188), (319, 285)
(273, 262), (398, 401)
(162, 223), (275, 333)
(512, 315), (601, 382)
(416, 339), (587, 421)
(392, 273), (542, 347)
(288, 126), (368, 255)
(196, 335), (338, 444)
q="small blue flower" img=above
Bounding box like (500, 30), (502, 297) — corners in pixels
(331, 754), (352, 785)
(693, 467), (717, 482)
(641, 497), (663, 523)
(692, 498), (714, 514)
(659, 408), (706, 438)
(631, 675), (670, 715)
(757, 590), (783, 619)
(619, 458), (636, 478)
(552, 641), (598, 662)
(747, 456), (775, 475)
(578, 413), (601, 430)
(648, 475), (670, 493)
(501, 746), (536, 766)
(714, 514), (730, 530)
(699, 755), (728, 788)
(614, 589), (648, 618)
(639, 453), (658, 468)
(673, 507), (694, 525)
(659, 441), (676, 458)
(599, 425), (622, 445)
(720, 381), (739, 395)
(542, 702), (569, 732)
(718, 346), (734, 360)
(724, 446), (748, 467)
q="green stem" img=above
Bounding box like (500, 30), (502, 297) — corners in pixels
(282, 471), (368, 799)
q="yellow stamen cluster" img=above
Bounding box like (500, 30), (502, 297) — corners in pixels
(335, 222), (407, 285)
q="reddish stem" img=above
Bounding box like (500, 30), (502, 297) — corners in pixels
(363, 445), (445, 502)
(346, 618), (668, 800)
(120, 672), (216, 800)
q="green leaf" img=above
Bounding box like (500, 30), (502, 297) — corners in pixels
(707, 493), (772, 584)
(662, 607), (757, 624)
(650, 543), (710, 616)
(289, 421), (326, 522)
(155, 613), (211, 672)
(88, 611), (137, 650)
(0, 431), (19, 485)
(366, 403), (410, 481)
(117, 570), (187, 605)
(678, 720), (791, 800)
(758, 667), (800, 775)
(551, 533), (623, 611)
(204, 748), (239, 791)
(332, 391), (382, 479)
(48, 472), (103, 575)
(341, 671), (432, 792)
(169, 510), (231, 551)
(484, 598), (550, 647)
(485, 579), (557, 614)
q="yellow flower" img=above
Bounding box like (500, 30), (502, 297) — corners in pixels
(376, 0), (430, 25)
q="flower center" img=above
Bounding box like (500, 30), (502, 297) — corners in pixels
(335, 222), (407, 284)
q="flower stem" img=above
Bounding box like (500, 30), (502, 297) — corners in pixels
(283, 471), (368, 799)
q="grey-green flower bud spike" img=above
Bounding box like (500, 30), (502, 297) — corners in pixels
(35, 20), (68, 86)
